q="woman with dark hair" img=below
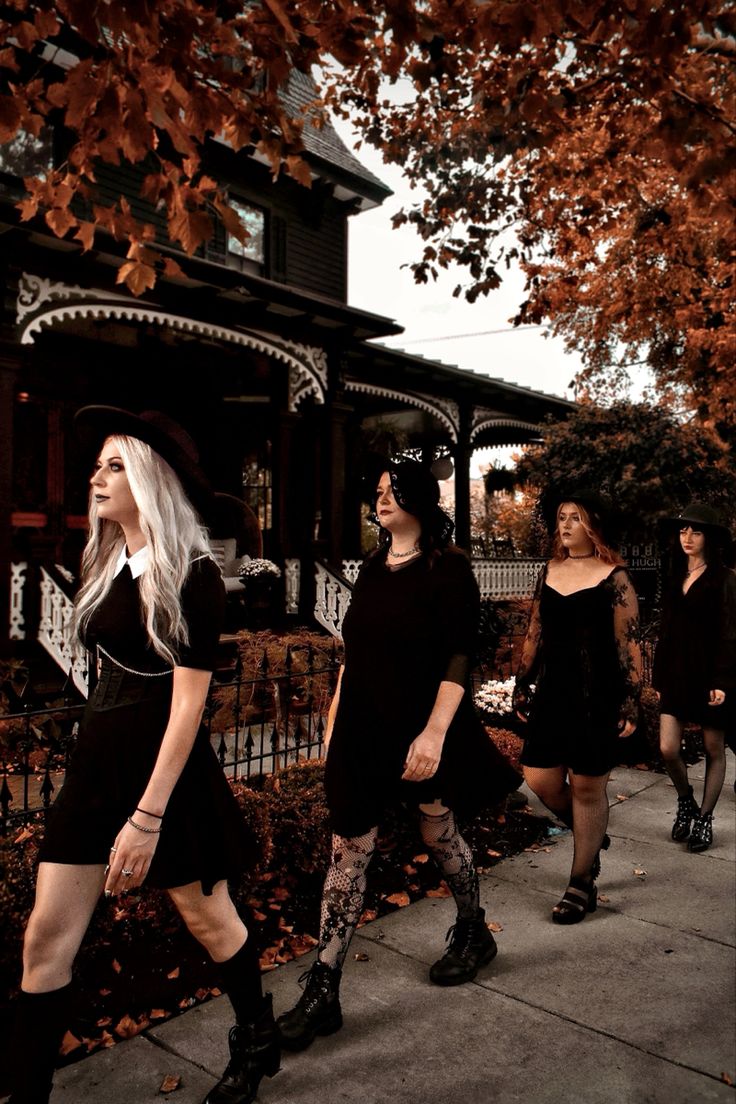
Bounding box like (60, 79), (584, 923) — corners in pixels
(276, 461), (520, 1050)
(513, 491), (641, 924)
(7, 408), (276, 1104)
(653, 503), (736, 852)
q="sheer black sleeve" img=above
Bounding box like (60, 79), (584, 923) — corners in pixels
(177, 556), (226, 671)
(434, 549), (480, 687)
(609, 567), (642, 724)
(513, 566), (545, 717)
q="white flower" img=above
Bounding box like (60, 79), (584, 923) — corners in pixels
(237, 558), (282, 579)
(474, 677), (516, 716)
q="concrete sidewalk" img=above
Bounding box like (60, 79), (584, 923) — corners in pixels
(42, 760), (736, 1103)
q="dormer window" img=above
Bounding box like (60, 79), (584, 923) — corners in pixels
(227, 197), (266, 274)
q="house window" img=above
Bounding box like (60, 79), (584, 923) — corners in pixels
(227, 198), (266, 272)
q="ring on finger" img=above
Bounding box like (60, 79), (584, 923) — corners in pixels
(109, 846), (118, 854)
(122, 868), (133, 877)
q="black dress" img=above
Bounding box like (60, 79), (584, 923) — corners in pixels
(324, 546), (521, 838)
(515, 565), (641, 777)
(652, 564), (736, 728)
(39, 556), (255, 894)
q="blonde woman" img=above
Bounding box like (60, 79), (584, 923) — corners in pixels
(7, 408), (276, 1104)
(513, 490), (641, 924)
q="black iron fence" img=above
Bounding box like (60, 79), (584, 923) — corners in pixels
(0, 642), (341, 834)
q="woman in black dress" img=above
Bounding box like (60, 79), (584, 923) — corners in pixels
(277, 461), (519, 1050)
(653, 503), (736, 852)
(514, 491), (641, 924)
(8, 408), (277, 1104)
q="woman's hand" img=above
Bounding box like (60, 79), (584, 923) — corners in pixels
(708, 689), (726, 706)
(402, 727), (445, 782)
(104, 817), (160, 897)
(617, 718), (636, 739)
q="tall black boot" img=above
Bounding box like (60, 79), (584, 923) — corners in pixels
(202, 993), (280, 1104)
(429, 908), (498, 986)
(276, 961), (343, 1051)
(7, 984), (71, 1104)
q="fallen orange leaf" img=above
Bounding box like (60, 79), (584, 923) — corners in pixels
(59, 1031), (82, 1056)
(412, 853), (429, 864)
(354, 952), (370, 961)
(487, 921), (503, 933)
(425, 885), (452, 899)
(159, 1073), (181, 1093)
(384, 891), (410, 907)
(167, 967), (180, 979)
(633, 868), (647, 877)
(111, 959), (122, 974)
(615, 793), (628, 801)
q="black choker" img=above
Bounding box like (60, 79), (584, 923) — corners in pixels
(568, 551), (595, 559)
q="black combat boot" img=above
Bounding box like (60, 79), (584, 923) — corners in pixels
(276, 961), (342, 1051)
(671, 788), (700, 841)
(429, 908), (498, 986)
(202, 994), (280, 1104)
(7, 985), (71, 1104)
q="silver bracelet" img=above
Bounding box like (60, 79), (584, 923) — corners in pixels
(127, 815), (162, 835)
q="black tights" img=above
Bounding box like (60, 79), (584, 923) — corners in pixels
(317, 807), (479, 970)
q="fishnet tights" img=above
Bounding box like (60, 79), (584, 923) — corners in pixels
(418, 807), (479, 918)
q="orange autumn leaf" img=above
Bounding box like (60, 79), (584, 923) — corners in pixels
(384, 891), (411, 907)
(111, 959), (122, 974)
(167, 967), (180, 979)
(159, 1074), (182, 1093)
(487, 921), (503, 933)
(59, 1031), (83, 1056)
(425, 885), (452, 899)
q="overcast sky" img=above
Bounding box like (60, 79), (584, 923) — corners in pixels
(334, 117), (584, 405)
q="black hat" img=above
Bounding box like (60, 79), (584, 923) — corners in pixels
(540, 486), (618, 544)
(74, 406), (213, 518)
(367, 459), (454, 547)
(662, 502), (731, 543)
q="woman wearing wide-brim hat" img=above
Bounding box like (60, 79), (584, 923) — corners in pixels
(652, 502), (736, 853)
(513, 487), (642, 923)
(6, 408), (277, 1104)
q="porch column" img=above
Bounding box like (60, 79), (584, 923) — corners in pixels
(453, 403), (473, 553)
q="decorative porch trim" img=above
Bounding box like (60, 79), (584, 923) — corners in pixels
(9, 562), (27, 640)
(38, 567), (89, 697)
(284, 558), (301, 615)
(345, 379), (459, 442)
(16, 273), (327, 411)
(470, 408), (541, 444)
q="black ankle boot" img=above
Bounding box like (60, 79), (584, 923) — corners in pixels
(688, 812), (713, 853)
(202, 994), (280, 1104)
(7, 985), (72, 1104)
(276, 961), (343, 1052)
(429, 908), (498, 987)
(672, 789), (699, 841)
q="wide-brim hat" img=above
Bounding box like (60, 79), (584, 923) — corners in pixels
(365, 458), (454, 546)
(540, 486), (619, 544)
(661, 502), (731, 544)
(74, 406), (213, 518)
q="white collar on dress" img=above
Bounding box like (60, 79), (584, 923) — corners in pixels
(114, 544), (150, 579)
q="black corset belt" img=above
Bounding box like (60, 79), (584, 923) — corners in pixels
(91, 658), (172, 711)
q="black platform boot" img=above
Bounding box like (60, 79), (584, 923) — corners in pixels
(688, 812), (714, 853)
(672, 789), (700, 841)
(276, 961), (343, 1051)
(7, 984), (71, 1104)
(202, 994), (280, 1104)
(429, 908), (498, 986)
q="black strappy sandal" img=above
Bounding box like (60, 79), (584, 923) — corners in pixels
(552, 876), (597, 925)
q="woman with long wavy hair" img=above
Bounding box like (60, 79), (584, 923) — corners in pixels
(7, 408), (276, 1104)
(514, 490), (641, 924)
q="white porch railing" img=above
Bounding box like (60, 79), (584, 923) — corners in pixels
(472, 558), (544, 599)
(314, 562), (353, 640)
(38, 567), (89, 697)
(10, 561), (27, 640)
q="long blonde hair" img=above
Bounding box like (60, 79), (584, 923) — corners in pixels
(74, 435), (213, 664)
(551, 501), (623, 565)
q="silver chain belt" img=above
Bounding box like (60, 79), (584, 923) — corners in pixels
(96, 643), (172, 678)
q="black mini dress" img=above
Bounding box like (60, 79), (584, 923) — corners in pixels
(39, 555), (255, 894)
(652, 564), (736, 728)
(324, 546), (521, 838)
(515, 565), (641, 777)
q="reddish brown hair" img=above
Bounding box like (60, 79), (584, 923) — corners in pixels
(551, 501), (624, 565)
